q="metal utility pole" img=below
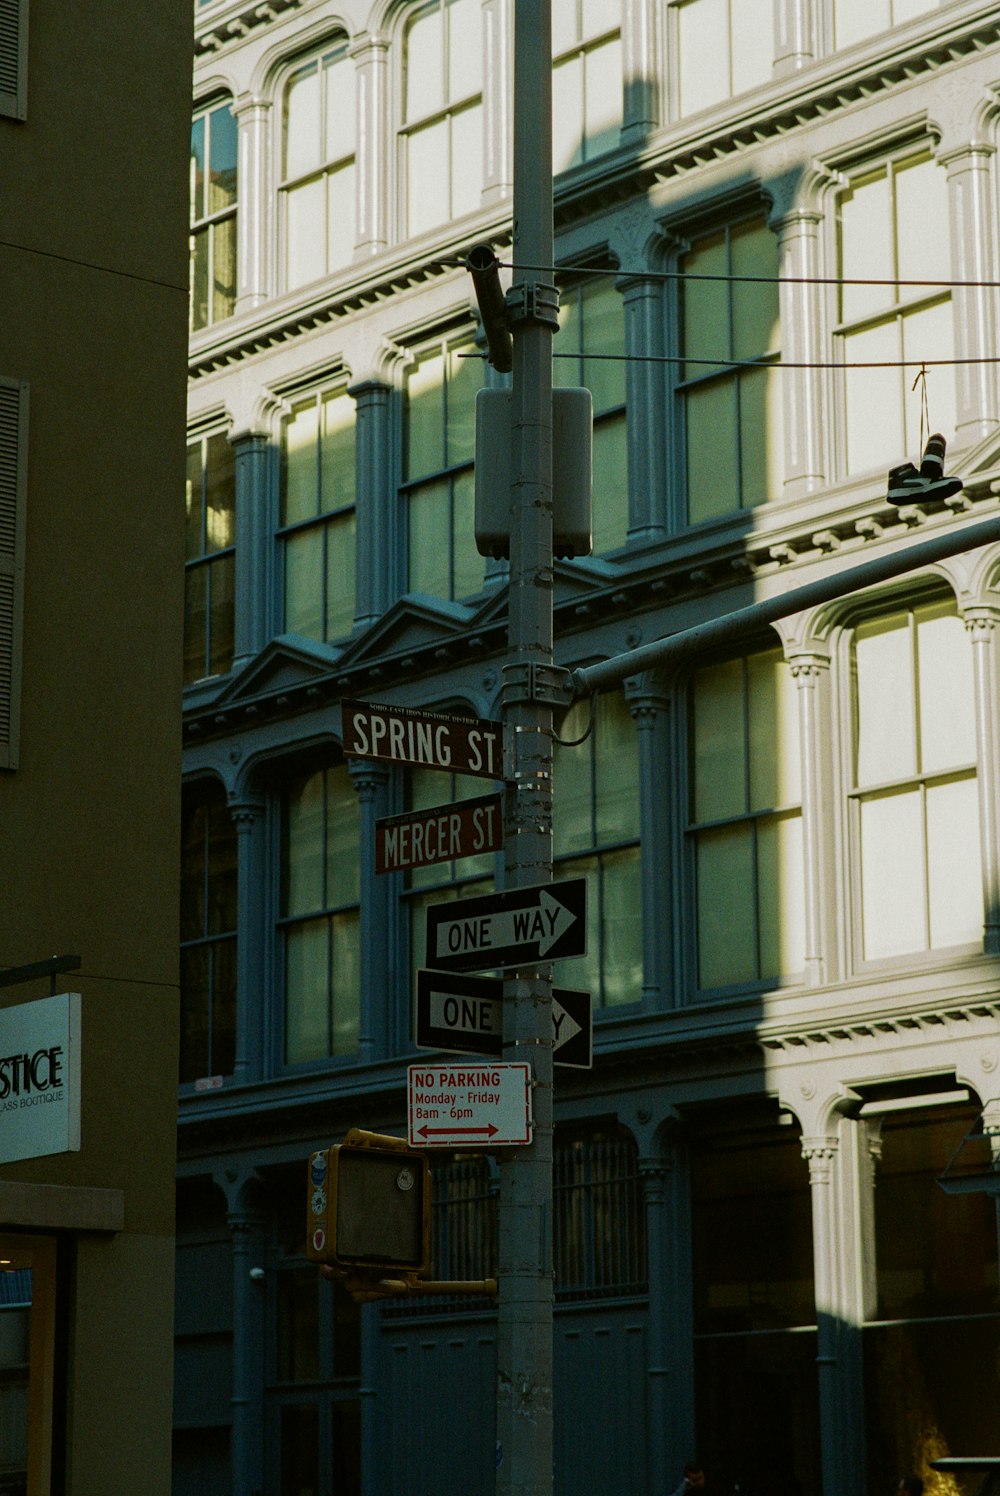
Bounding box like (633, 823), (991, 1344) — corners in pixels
(496, 2), (558, 1493)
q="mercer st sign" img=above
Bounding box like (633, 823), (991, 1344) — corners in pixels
(375, 793), (502, 875)
(424, 880), (586, 972)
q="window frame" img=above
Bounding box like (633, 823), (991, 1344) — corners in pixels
(278, 36), (356, 293)
(179, 778), (238, 1088)
(189, 96), (238, 334)
(184, 426), (236, 687)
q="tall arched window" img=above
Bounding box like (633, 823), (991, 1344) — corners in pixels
(190, 98), (238, 331)
(399, 0), (483, 239)
(280, 39), (356, 290)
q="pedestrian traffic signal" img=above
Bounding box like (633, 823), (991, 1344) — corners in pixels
(306, 1129), (431, 1284)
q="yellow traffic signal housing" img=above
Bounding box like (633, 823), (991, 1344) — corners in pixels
(306, 1129), (431, 1282)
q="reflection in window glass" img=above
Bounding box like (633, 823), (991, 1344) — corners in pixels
(680, 219), (782, 524)
(401, 0), (483, 238)
(281, 41), (355, 290)
(838, 153), (953, 476)
(690, 649), (803, 990)
(280, 388), (356, 643)
(555, 278), (627, 553)
(282, 764), (360, 1063)
(404, 340), (485, 600)
(553, 692), (641, 1006)
(190, 100), (238, 332)
(675, 0), (773, 117)
(185, 432), (236, 684)
(852, 600), (980, 962)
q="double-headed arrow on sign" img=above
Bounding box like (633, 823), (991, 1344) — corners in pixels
(424, 879), (587, 973)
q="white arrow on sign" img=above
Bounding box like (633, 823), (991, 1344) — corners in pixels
(433, 888), (577, 963)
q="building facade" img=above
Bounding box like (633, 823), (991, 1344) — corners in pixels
(0, 0), (192, 1489)
(180, 2), (1000, 1493)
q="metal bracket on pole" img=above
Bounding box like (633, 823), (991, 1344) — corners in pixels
(501, 662), (575, 710)
(504, 282), (560, 330)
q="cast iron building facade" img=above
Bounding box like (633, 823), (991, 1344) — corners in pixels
(179, 1), (1000, 1492)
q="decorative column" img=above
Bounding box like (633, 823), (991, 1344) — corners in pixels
(351, 35), (390, 258)
(965, 605), (1000, 954)
(349, 374), (397, 629)
(231, 429), (272, 670)
(786, 645), (836, 985)
(770, 206), (826, 499)
(627, 676), (673, 1006)
(621, 0), (662, 145)
(233, 96), (271, 312)
(618, 271), (668, 546)
(940, 141), (999, 445)
(227, 1176), (267, 1496)
(773, 0), (814, 77)
(801, 1127), (867, 1496)
(230, 794), (266, 1082)
(638, 1122), (694, 1496)
(482, 0), (514, 203)
(349, 759), (391, 1063)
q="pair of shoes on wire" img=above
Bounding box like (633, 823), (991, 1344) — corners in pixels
(886, 433), (964, 504)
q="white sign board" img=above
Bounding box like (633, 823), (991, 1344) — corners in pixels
(0, 992), (81, 1165)
(407, 1062), (532, 1147)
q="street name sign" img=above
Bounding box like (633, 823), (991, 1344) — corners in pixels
(342, 699), (502, 780)
(376, 793), (503, 875)
(408, 1062), (532, 1146)
(425, 879), (587, 972)
(415, 970), (592, 1069)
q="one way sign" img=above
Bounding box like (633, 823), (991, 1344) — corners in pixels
(415, 970), (592, 1069)
(425, 879), (587, 973)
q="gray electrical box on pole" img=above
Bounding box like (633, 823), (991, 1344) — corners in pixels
(475, 388), (593, 560)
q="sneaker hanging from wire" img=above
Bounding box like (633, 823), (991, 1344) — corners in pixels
(886, 433), (964, 504)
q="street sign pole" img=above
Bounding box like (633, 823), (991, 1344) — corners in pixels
(497, 3), (557, 1494)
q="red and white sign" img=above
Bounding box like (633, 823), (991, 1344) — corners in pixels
(407, 1062), (532, 1147)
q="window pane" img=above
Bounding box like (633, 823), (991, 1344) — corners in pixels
(451, 469), (482, 598)
(281, 1403), (319, 1496)
(730, 0), (773, 96)
(747, 650), (800, 811)
(554, 702), (593, 856)
(687, 378), (737, 523)
(331, 1399), (363, 1496)
(285, 63), (320, 178)
(211, 937), (237, 1076)
(678, 0), (728, 115)
(325, 514), (356, 641)
(693, 658), (745, 822)
(896, 157), (949, 294)
(326, 161), (355, 273)
(286, 177), (326, 290)
(447, 0), (482, 100)
(843, 320), (903, 476)
(757, 812), (805, 979)
(190, 227), (209, 333)
(184, 566), (208, 683)
(207, 554), (235, 677)
(408, 478), (450, 595)
(582, 282), (625, 414)
(406, 353), (445, 479)
(180, 945), (210, 1080)
(285, 919), (328, 1063)
(582, 36), (621, 161)
(697, 823), (756, 987)
(210, 215), (236, 323)
(185, 444), (203, 561)
(450, 101), (483, 219)
(286, 771), (325, 915)
(324, 50), (355, 163)
(835, 0), (890, 47)
(855, 614), (915, 786)
(204, 433), (235, 552)
(330, 909), (360, 1053)
(592, 412), (627, 553)
(683, 231), (730, 375)
(900, 299), (955, 452)
(839, 169), (891, 323)
(406, 3), (444, 120)
(206, 799), (238, 933)
(325, 766), (360, 908)
(320, 392), (355, 513)
(277, 1268), (319, 1381)
(916, 606), (975, 773)
(738, 363), (782, 508)
(552, 55), (584, 173)
(731, 221), (779, 361)
(208, 104), (238, 212)
(445, 345), (481, 466)
(190, 115), (206, 221)
(601, 846), (642, 1005)
(284, 527), (324, 639)
(594, 692), (639, 843)
(859, 788), (925, 959)
(926, 776), (981, 949)
(283, 401), (319, 525)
